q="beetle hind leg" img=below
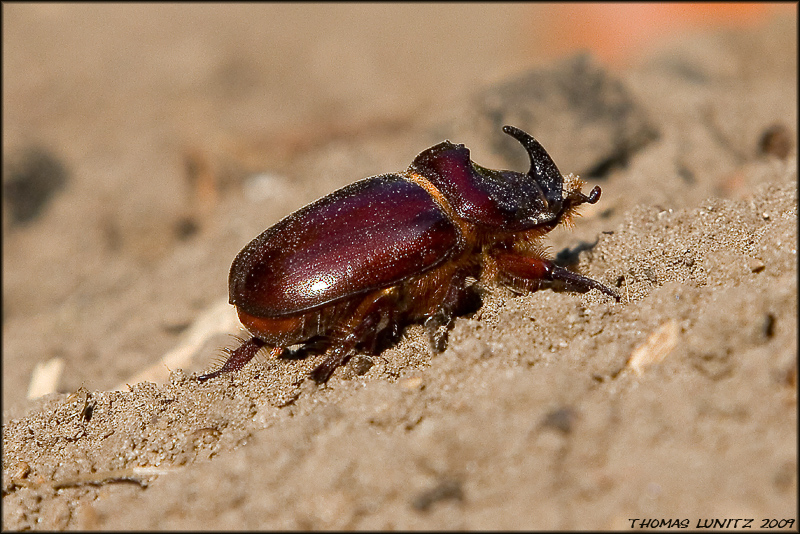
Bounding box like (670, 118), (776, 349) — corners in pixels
(198, 337), (282, 381)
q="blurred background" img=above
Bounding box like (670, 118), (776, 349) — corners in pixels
(4, 3), (791, 145)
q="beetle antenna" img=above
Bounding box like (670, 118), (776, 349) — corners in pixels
(502, 125), (563, 202)
(580, 185), (602, 205)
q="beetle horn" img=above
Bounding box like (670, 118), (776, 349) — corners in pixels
(502, 125), (563, 202)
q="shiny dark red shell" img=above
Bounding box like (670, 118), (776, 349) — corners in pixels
(229, 174), (461, 317)
(410, 139), (561, 231)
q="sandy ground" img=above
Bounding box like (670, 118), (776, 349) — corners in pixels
(2, 5), (797, 530)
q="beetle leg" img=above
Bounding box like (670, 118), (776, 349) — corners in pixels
(495, 252), (619, 301)
(310, 288), (397, 383)
(198, 338), (282, 381)
(424, 312), (450, 353)
(423, 270), (470, 352)
(360, 305), (396, 355)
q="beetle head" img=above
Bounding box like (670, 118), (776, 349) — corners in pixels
(408, 126), (599, 232)
(501, 125), (599, 228)
(501, 125), (563, 222)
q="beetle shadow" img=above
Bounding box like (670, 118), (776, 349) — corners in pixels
(278, 340), (327, 361)
(554, 238), (599, 265)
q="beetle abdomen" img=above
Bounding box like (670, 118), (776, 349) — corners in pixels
(229, 175), (461, 317)
(235, 297), (358, 346)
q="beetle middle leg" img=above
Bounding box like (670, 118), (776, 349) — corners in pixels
(494, 252), (619, 301)
(420, 269), (473, 353)
(310, 287), (399, 383)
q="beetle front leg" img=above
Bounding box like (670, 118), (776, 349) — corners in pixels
(495, 252), (619, 301)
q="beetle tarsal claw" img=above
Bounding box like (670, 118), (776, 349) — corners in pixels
(209, 126), (618, 382)
(310, 352), (351, 384)
(424, 311), (454, 353)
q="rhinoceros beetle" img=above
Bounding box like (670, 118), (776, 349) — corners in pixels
(199, 125), (619, 383)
